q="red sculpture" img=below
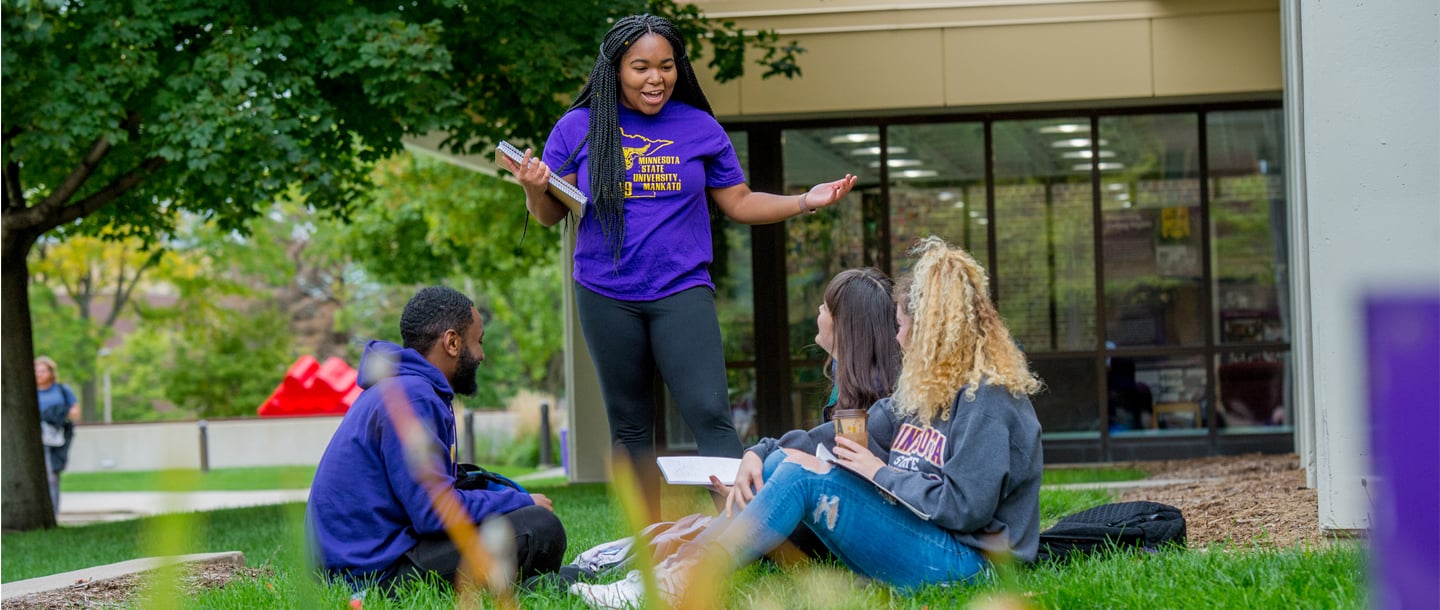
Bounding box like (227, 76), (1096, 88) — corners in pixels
(257, 355), (362, 417)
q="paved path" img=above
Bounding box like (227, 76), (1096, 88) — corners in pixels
(56, 468), (567, 526)
(58, 489), (311, 525)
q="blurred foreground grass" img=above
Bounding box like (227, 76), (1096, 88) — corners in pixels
(6, 470), (1365, 609)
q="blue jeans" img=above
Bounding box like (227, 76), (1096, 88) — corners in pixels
(712, 451), (987, 590)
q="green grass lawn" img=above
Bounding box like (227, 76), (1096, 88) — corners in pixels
(6, 471), (1366, 609)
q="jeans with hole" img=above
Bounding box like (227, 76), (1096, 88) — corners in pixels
(714, 450), (987, 589)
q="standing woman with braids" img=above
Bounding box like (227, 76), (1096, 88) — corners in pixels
(499, 14), (857, 516)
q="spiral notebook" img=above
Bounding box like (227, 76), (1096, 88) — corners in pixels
(496, 141), (588, 218)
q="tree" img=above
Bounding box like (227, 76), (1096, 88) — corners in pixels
(2, 0), (801, 529)
(336, 152), (565, 402)
(29, 234), (166, 421)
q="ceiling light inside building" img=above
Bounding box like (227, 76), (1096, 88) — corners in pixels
(828, 133), (880, 144)
(850, 146), (909, 156)
(1073, 162), (1126, 171)
(896, 169), (938, 178)
(1039, 123), (1090, 134)
(1061, 150), (1117, 159)
(1051, 138), (1108, 148)
(868, 159), (924, 168)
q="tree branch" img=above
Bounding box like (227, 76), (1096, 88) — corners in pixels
(4, 161), (23, 215)
(74, 267), (95, 322)
(106, 248), (163, 329)
(41, 135), (114, 210)
(52, 157), (167, 227)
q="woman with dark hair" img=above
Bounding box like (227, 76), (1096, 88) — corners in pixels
(499, 14), (857, 516)
(816, 268), (904, 423)
(572, 238), (1044, 607)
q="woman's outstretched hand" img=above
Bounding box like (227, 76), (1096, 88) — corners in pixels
(804, 174), (859, 212)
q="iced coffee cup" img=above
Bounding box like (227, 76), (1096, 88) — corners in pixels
(832, 408), (868, 447)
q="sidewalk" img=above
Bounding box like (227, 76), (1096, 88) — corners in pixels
(58, 489), (310, 525)
(56, 468), (566, 526)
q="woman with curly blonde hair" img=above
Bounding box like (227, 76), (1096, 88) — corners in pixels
(892, 235), (1042, 421)
(572, 238), (1044, 606)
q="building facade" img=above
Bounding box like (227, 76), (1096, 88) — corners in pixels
(413, 0), (1439, 535)
(653, 0), (1292, 464)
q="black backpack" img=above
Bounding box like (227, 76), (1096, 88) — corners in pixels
(1037, 501), (1186, 563)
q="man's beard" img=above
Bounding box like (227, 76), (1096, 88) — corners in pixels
(452, 347), (482, 396)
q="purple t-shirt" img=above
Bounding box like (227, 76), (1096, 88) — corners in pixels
(542, 101), (745, 301)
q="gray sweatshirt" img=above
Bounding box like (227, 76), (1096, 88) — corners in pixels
(747, 382), (1044, 562)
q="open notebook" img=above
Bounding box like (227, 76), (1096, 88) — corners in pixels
(657, 456), (741, 486)
(496, 141), (588, 218)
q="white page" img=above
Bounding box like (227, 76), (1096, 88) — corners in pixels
(656, 456), (742, 486)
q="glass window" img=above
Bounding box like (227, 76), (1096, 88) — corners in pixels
(1100, 114), (1205, 348)
(1217, 351), (1290, 433)
(1112, 354), (1208, 435)
(784, 126), (873, 425)
(888, 123), (988, 273)
(1032, 357), (1101, 436)
(1208, 110), (1290, 346)
(993, 118), (1097, 352)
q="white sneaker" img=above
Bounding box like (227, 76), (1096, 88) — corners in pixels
(570, 569), (646, 609)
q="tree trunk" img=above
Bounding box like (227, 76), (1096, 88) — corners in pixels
(81, 378), (99, 423)
(1, 243), (59, 530)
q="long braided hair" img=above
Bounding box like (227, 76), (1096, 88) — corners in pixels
(558, 14), (716, 260)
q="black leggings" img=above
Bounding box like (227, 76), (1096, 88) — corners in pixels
(379, 505), (566, 589)
(576, 284), (743, 513)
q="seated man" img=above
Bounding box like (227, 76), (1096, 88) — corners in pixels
(306, 286), (566, 590)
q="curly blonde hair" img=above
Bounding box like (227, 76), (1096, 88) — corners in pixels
(892, 237), (1041, 421)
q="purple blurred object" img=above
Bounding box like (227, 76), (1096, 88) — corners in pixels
(1366, 293), (1440, 610)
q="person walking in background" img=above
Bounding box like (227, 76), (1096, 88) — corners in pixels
(572, 237), (1044, 607)
(498, 13), (857, 518)
(307, 286), (566, 591)
(34, 355), (79, 516)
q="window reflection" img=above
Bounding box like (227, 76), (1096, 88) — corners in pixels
(1032, 358), (1101, 436)
(719, 104), (1290, 450)
(1209, 110), (1290, 346)
(993, 118), (1097, 353)
(888, 123), (988, 272)
(1100, 114), (1204, 348)
(1217, 351), (1288, 431)
(784, 126), (872, 426)
(1112, 354), (1207, 435)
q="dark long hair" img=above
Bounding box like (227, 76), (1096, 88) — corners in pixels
(823, 268), (903, 413)
(560, 14), (715, 260)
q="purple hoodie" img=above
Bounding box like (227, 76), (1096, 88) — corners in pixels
(306, 340), (534, 580)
